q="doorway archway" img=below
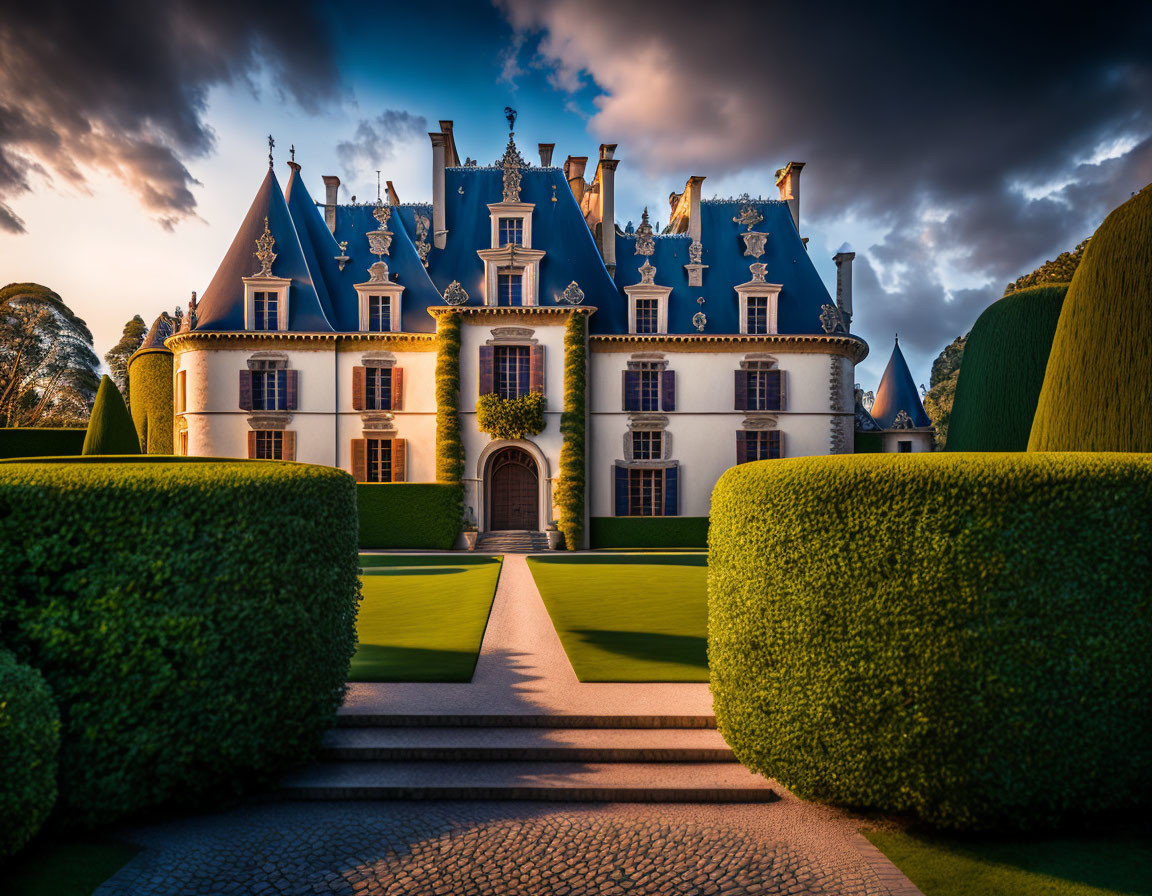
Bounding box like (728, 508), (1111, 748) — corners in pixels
(487, 447), (539, 531)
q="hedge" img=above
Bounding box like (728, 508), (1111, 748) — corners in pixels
(82, 375), (140, 455)
(0, 427), (85, 459)
(947, 284), (1067, 452)
(476, 391), (546, 440)
(709, 453), (1152, 831)
(435, 313), (464, 483)
(853, 431), (884, 454)
(0, 650), (60, 857)
(556, 313), (587, 549)
(358, 483), (463, 549)
(0, 460), (360, 826)
(1029, 184), (1152, 451)
(127, 349), (173, 454)
(591, 517), (709, 549)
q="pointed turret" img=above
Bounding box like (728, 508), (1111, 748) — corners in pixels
(870, 336), (931, 429)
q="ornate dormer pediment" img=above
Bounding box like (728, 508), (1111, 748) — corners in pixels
(254, 216), (277, 276)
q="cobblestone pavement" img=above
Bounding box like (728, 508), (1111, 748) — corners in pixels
(95, 798), (905, 896)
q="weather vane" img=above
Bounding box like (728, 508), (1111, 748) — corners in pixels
(267, 134), (274, 168)
(504, 106), (517, 133)
(290, 144), (295, 163)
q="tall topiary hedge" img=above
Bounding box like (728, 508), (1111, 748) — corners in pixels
(127, 349), (174, 454)
(0, 427), (86, 459)
(0, 650), (60, 857)
(82, 375), (140, 455)
(435, 312), (464, 483)
(709, 453), (1152, 831)
(947, 284), (1067, 451)
(358, 483), (463, 549)
(556, 313), (587, 550)
(0, 460), (360, 826)
(1029, 185), (1152, 451)
(590, 517), (708, 549)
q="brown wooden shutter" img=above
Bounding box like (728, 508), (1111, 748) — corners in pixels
(285, 369), (299, 410)
(391, 367), (404, 410)
(776, 370), (786, 411)
(351, 439), (367, 482)
(736, 431), (749, 464)
(529, 345), (545, 394)
(771, 430), (783, 459)
(282, 430), (296, 461)
(352, 366), (366, 411)
(247, 431), (257, 459)
(734, 369), (748, 411)
(478, 345), (495, 395)
(391, 438), (406, 482)
(239, 370), (252, 410)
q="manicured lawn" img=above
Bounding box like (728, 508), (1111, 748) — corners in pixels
(352, 554), (502, 682)
(527, 552), (708, 682)
(867, 828), (1152, 896)
(6, 838), (139, 896)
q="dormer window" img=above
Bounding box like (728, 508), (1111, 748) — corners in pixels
(367, 295), (391, 331)
(498, 217), (524, 247)
(746, 296), (770, 334)
(242, 278), (290, 331)
(254, 291), (279, 329)
(634, 297), (660, 334)
(354, 270), (404, 333)
(480, 202), (544, 306)
(497, 269), (523, 307)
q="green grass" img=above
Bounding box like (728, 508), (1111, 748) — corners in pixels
(527, 553), (708, 682)
(867, 828), (1152, 896)
(5, 838), (138, 896)
(352, 554), (502, 682)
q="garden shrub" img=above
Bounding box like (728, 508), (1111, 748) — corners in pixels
(1029, 184), (1152, 451)
(591, 517), (709, 549)
(358, 483), (463, 549)
(947, 284), (1067, 452)
(709, 453), (1152, 831)
(556, 313), (588, 550)
(853, 431), (884, 454)
(82, 375), (140, 455)
(476, 391), (546, 440)
(435, 313), (465, 483)
(0, 650), (60, 857)
(0, 460), (360, 826)
(127, 349), (174, 454)
(0, 427), (85, 459)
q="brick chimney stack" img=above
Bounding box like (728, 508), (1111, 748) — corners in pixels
(775, 161), (805, 232)
(322, 175), (340, 233)
(834, 246), (856, 330)
(539, 143), (555, 167)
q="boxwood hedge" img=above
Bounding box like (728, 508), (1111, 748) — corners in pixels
(0, 427), (85, 459)
(0, 650), (59, 857)
(127, 350), (174, 454)
(709, 453), (1152, 831)
(358, 483), (463, 549)
(590, 517), (709, 549)
(0, 460), (360, 826)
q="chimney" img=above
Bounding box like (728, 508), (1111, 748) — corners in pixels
(385, 180), (401, 206)
(538, 143), (555, 167)
(439, 120), (460, 166)
(685, 175), (705, 244)
(430, 131), (448, 249)
(834, 246), (855, 330)
(322, 175), (340, 233)
(775, 161), (805, 231)
(597, 145), (619, 272)
(564, 155), (588, 204)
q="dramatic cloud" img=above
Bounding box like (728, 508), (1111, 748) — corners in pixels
(336, 110), (430, 181)
(498, 0), (1152, 363)
(0, 0), (342, 233)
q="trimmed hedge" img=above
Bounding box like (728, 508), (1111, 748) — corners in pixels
(358, 483), (463, 549)
(476, 391), (546, 440)
(947, 284), (1067, 451)
(0, 460), (360, 826)
(709, 453), (1152, 831)
(0, 427), (85, 459)
(853, 431), (884, 454)
(0, 650), (60, 857)
(435, 313), (465, 483)
(556, 313), (587, 549)
(82, 375), (140, 455)
(1029, 184), (1152, 451)
(591, 517), (709, 549)
(127, 350), (174, 454)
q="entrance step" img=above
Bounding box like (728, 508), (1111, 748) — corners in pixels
(475, 530), (550, 553)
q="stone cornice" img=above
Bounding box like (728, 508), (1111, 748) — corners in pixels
(428, 306), (595, 320)
(166, 331), (438, 354)
(591, 332), (869, 362)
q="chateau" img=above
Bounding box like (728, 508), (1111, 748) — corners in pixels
(162, 118), (931, 547)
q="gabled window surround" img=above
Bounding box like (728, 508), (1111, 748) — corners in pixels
(735, 280), (783, 335)
(242, 276), (290, 331)
(624, 284), (671, 334)
(480, 202), (543, 306)
(354, 280), (404, 332)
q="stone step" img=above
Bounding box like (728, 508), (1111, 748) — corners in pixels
(279, 760), (777, 803)
(334, 712), (717, 729)
(319, 727), (734, 762)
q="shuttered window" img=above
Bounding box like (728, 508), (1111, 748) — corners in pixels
(735, 365), (783, 412)
(351, 437), (406, 483)
(623, 364), (674, 412)
(737, 430), (782, 463)
(366, 367), (391, 410)
(247, 430), (296, 461)
(495, 345), (530, 399)
(366, 438), (392, 482)
(614, 464), (679, 517)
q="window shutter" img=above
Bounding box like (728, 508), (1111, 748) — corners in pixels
(352, 366), (366, 411)
(622, 370), (640, 411)
(614, 464), (630, 517)
(479, 345), (495, 395)
(391, 438), (407, 482)
(767, 369), (783, 411)
(663, 465), (679, 516)
(771, 430), (783, 459)
(736, 431), (749, 464)
(247, 431), (257, 459)
(282, 430), (296, 461)
(734, 369), (748, 411)
(351, 439), (367, 482)
(285, 369), (298, 410)
(239, 370), (252, 411)
(391, 367), (404, 410)
(661, 369), (676, 412)
(529, 345), (545, 394)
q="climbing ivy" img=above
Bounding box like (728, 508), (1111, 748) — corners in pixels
(435, 313), (464, 483)
(476, 391), (546, 440)
(556, 312), (587, 550)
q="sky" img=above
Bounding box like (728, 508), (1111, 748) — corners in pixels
(2, 0), (1151, 390)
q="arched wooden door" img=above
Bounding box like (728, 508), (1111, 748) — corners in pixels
(488, 447), (539, 531)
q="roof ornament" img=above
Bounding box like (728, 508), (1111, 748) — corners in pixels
(443, 280), (469, 306)
(367, 261), (391, 283)
(693, 296), (707, 332)
(732, 194), (763, 231)
(376, 170), (382, 202)
(557, 281), (585, 305)
(742, 231), (768, 259)
(267, 135), (275, 169)
(749, 262), (768, 283)
(366, 199), (392, 261)
(820, 303), (847, 334)
(334, 240), (351, 272)
(634, 208), (655, 257)
(688, 240), (703, 264)
(414, 214), (431, 267)
(290, 144), (295, 163)
(500, 107), (526, 202)
(892, 409), (915, 430)
(178, 291), (197, 333)
(638, 260), (657, 285)
(254, 216), (277, 276)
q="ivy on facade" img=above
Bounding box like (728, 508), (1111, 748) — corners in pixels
(556, 312), (587, 550)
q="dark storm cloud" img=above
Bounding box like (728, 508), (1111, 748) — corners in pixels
(499, 0), (1152, 360)
(0, 0), (342, 233)
(336, 110), (429, 181)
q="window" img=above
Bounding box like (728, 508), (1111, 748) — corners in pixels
(252, 369), (286, 411)
(746, 296), (770, 334)
(365, 366), (392, 410)
(742, 430), (781, 462)
(175, 370), (187, 414)
(631, 430), (663, 460)
(634, 297), (659, 334)
(629, 468), (664, 516)
(623, 362), (673, 412)
(898, 440), (913, 453)
(253, 431), (283, 460)
(746, 365), (782, 411)
(498, 217), (524, 247)
(367, 295), (391, 332)
(177, 428), (188, 456)
(638, 364), (661, 412)
(494, 345), (531, 399)
(497, 270), (523, 306)
(253, 290), (279, 330)
(365, 437), (392, 483)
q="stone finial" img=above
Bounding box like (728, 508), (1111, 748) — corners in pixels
(254, 217), (276, 276)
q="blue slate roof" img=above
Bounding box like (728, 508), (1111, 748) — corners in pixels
(870, 338), (931, 429)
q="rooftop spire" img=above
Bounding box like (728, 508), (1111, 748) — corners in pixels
(290, 144), (295, 163)
(500, 109), (525, 202)
(267, 134), (275, 169)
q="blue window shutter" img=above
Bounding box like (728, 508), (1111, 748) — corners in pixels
(277, 369), (289, 411)
(661, 370), (676, 412)
(518, 347), (531, 396)
(614, 464), (629, 516)
(663, 465), (678, 516)
(767, 369), (782, 411)
(479, 345), (495, 395)
(623, 371), (640, 411)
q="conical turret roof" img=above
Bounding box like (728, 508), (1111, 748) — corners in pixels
(870, 337), (931, 429)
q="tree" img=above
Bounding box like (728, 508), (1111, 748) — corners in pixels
(82, 375), (140, 455)
(1005, 238), (1088, 293)
(104, 315), (147, 406)
(922, 334), (966, 448)
(0, 283), (100, 427)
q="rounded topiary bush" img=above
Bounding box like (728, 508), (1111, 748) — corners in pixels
(0, 650), (60, 857)
(709, 453), (1152, 831)
(127, 349), (174, 454)
(1029, 184), (1152, 451)
(947, 283), (1067, 452)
